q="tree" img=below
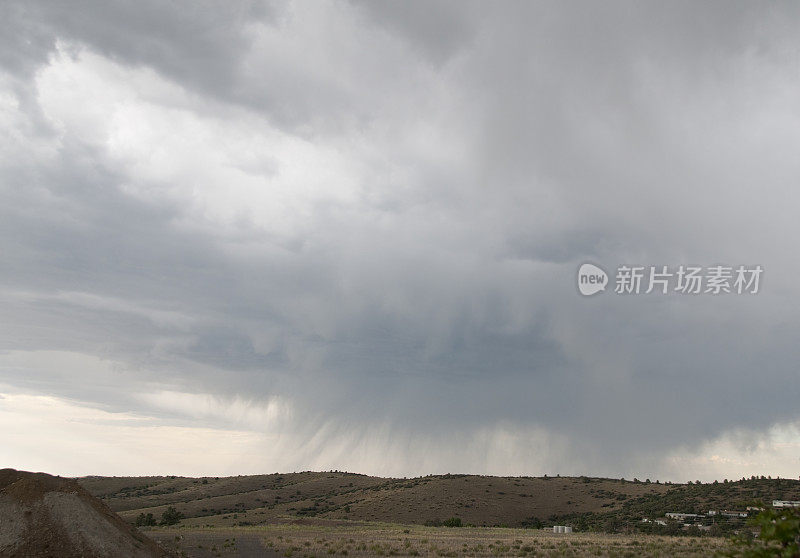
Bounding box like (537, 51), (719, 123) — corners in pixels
(135, 512), (156, 527)
(160, 506), (184, 526)
(603, 517), (621, 533)
(522, 517), (544, 529)
(663, 521), (681, 536)
(732, 508), (800, 557)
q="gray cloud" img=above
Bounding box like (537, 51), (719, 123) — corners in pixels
(1, 1), (800, 479)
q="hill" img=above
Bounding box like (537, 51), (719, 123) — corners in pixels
(77, 472), (800, 533)
(0, 468), (166, 558)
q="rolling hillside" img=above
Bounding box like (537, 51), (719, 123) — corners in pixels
(77, 473), (800, 532)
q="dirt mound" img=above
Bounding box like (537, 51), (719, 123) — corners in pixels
(0, 468), (167, 558)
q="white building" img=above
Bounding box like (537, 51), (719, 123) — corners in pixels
(773, 500), (800, 508)
(720, 511), (748, 518)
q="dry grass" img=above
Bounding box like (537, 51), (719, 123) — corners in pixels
(150, 522), (732, 558)
(78, 473), (673, 528)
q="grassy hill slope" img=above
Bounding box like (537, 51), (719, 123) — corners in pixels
(77, 473), (800, 533)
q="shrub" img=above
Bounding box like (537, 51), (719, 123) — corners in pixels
(732, 508), (800, 557)
(160, 506), (184, 526)
(135, 513), (157, 527)
(521, 517), (544, 529)
(442, 517), (462, 527)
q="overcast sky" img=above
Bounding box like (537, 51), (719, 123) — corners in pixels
(1, 1), (799, 481)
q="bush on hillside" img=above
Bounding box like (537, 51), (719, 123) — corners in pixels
(160, 506), (184, 526)
(135, 512), (156, 527)
(731, 508), (800, 557)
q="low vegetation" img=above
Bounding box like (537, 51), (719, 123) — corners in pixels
(151, 522), (733, 557)
(78, 472), (800, 536)
(730, 507), (800, 557)
(75, 472), (800, 557)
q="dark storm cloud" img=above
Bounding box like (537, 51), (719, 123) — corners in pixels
(350, 0), (480, 65)
(1, 0), (271, 83)
(2, 0), (800, 477)
(0, 0), (443, 136)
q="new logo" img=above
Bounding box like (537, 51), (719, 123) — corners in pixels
(577, 263), (608, 296)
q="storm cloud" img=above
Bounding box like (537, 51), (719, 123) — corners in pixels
(1, 1), (799, 479)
